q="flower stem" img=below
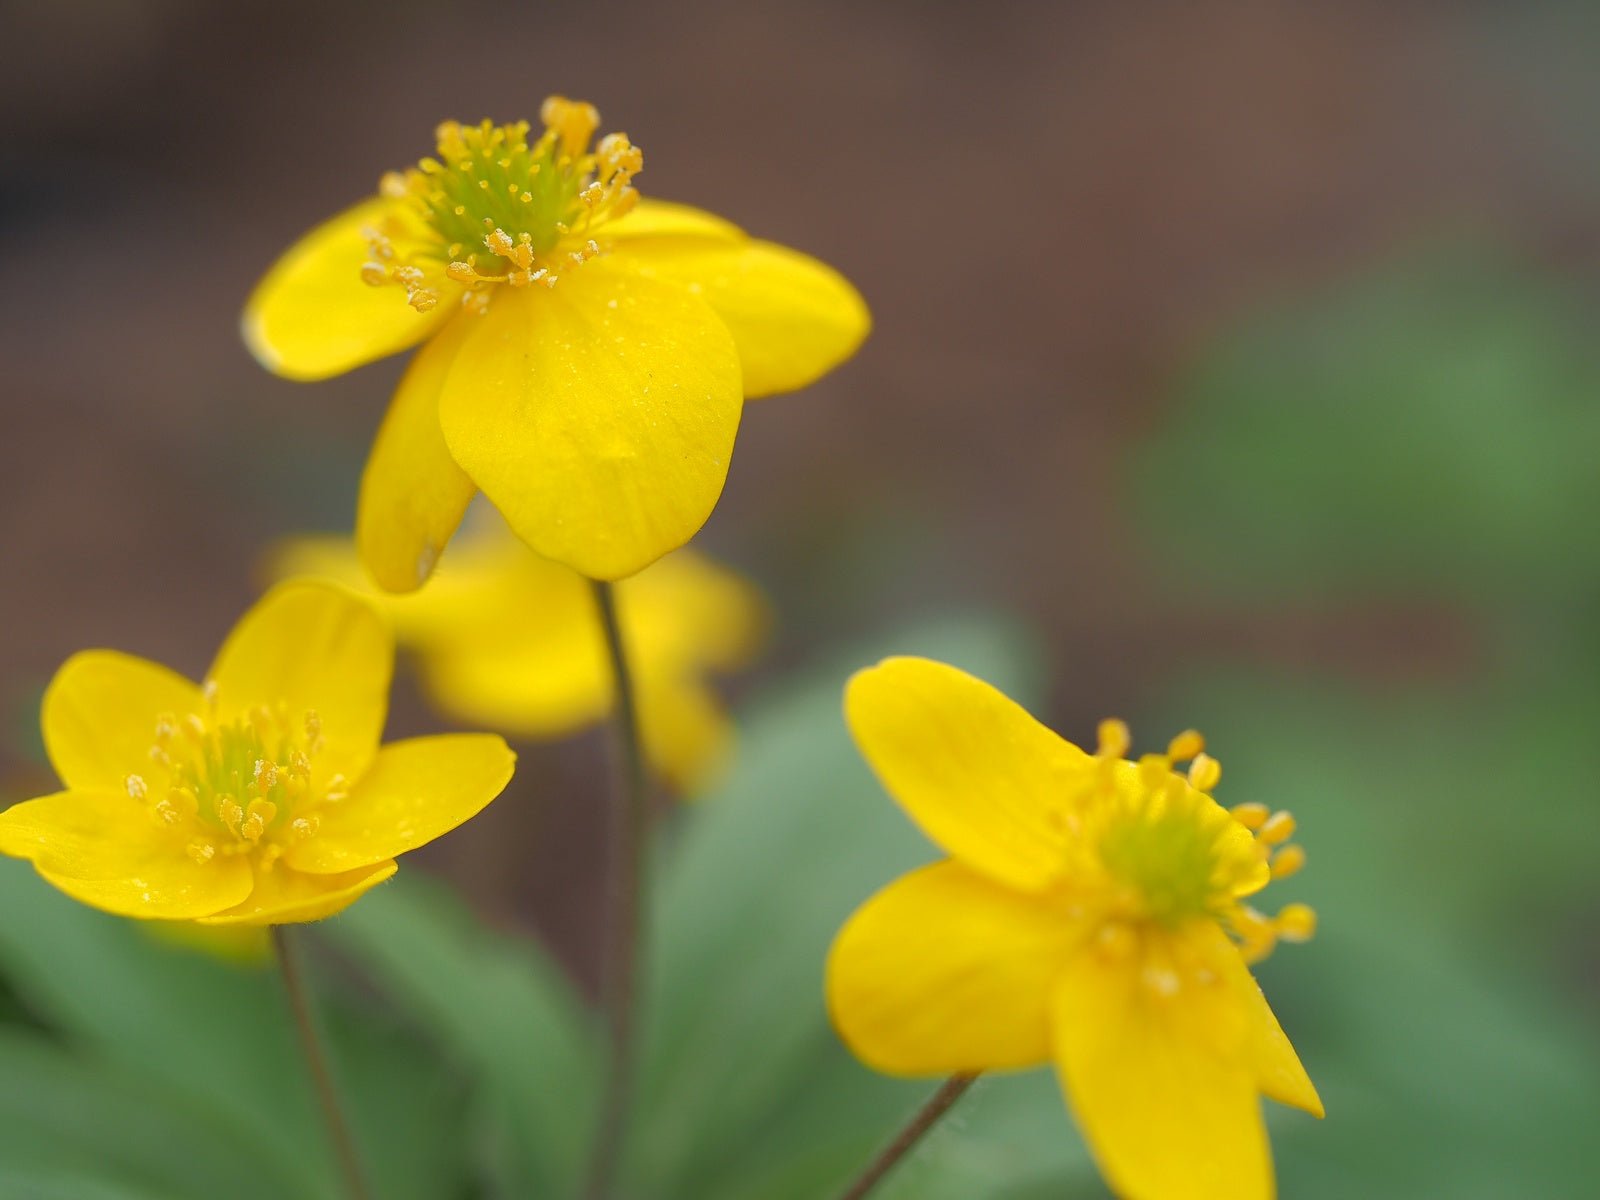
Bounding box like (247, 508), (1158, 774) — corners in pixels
(270, 925), (373, 1200)
(831, 1075), (979, 1200)
(583, 579), (650, 1199)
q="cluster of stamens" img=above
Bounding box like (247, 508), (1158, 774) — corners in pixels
(360, 97), (643, 314)
(122, 683), (341, 871)
(1084, 720), (1315, 968)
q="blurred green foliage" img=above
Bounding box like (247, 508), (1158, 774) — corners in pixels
(1134, 248), (1600, 609)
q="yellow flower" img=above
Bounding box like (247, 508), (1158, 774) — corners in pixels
(0, 582), (514, 925)
(270, 516), (766, 795)
(243, 99), (870, 586)
(826, 658), (1322, 1200)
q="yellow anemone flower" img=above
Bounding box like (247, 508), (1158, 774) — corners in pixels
(827, 658), (1322, 1200)
(244, 98), (870, 586)
(0, 582), (514, 926)
(270, 517), (767, 795)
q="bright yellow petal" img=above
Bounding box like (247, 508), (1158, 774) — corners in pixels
(1209, 925), (1324, 1117)
(198, 860), (396, 926)
(41, 651), (203, 791)
(0, 791), (252, 920)
(1052, 925), (1274, 1200)
(207, 581), (392, 782)
(844, 658), (1089, 892)
(437, 260), (743, 580)
(284, 734), (513, 874)
(626, 238), (869, 398)
(242, 198), (456, 381)
(636, 675), (733, 796)
(356, 313), (478, 593)
(827, 860), (1079, 1075)
(603, 198), (744, 243)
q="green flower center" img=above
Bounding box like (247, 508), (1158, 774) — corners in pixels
(1098, 805), (1231, 926)
(124, 691), (339, 866)
(362, 98), (643, 313)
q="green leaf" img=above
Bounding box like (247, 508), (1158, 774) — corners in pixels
(0, 1025), (294, 1200)
(324, 870), (601, 1199)
(0, 860), (473, 1200)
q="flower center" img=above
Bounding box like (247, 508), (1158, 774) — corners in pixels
(1098, 802), (1234, 926)
(122, 684), (342, 869)
(362, 97), (642, 313)
(1081, 721), (1316, 964)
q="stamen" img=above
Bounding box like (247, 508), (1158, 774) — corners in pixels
(1187, 752), (1222, 791)
(1258, 810), (1296, 846)
(1166, 729), (1205, 761)
(1275, 903), (1317, 942)
(1230, 802), (1269, 830)
(239, 798), (277, 843)
(1270, 844), (1306, 880)
(1096, 718), (1131, 759)
(216, 796), (243, 835)
(124, 774), (148, 801)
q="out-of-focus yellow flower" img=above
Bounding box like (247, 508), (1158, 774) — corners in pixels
(827, 658), (1322, 1200)
(0, 582), (514, 925)
(270, 518), (766, 795)
(244, 98), (870, 586)
(145, 920), (272, 966)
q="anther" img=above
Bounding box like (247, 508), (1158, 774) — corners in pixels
(1258, 811), (1297, 846)
(1275, 903), (1317, 942)
(1270, 844), (1306, 880)
(186, 839), (216, 864)
(1096, 718), (1131, 759)
(1230, 802), (1269, 830)
(1166, 729), (1205, 762)
(216, 796), (243, 834)
(240, 799), (277, 843)
(1187, 752), (1222, 792)
(253, 759), (279, 792)
(124, 774), (148, 801)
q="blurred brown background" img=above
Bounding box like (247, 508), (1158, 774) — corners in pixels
(4, 0), (1596, 987)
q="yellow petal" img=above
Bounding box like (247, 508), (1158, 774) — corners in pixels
(437, 260), (743, 580)
(619, 548), (769, 672)
(41, 651), (203, 791)
(417, 623), (609, 739)
(1209, 925), (1324, 1117)
(356, 313), (478, 593)
(844, 658), (1089, 892)
(0, 790), (253, 920)
(242, 198), (455, 381)
(636, 676), (733, 796)
(603, 198), (745, 243)
(284, 734), (513, 874)
(207, 581), (392, 782)
(827, 860), (1079, 1075)
(626, 238), (869, 398)
(1052, 925), (1274, 1200)
(198, 860), (397, 926)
